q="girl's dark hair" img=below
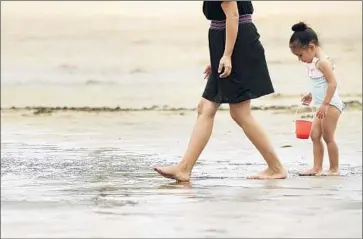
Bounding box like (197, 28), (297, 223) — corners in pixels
(289, 22), (319, 48)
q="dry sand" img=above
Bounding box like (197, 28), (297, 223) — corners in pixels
(1, 1), (361, 108)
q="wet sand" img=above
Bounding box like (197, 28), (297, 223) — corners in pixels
(1, 110), (362, 238)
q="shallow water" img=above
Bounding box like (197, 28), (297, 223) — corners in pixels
(1, 111), (362, 237)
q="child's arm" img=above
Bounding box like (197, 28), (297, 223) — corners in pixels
(316, 59), (337, 105)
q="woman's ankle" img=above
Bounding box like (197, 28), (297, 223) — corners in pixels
(177, 161), (193, 173)
(268, 161), (286, 172)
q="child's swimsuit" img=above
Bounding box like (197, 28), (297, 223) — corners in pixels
(306, 57), (345, 112)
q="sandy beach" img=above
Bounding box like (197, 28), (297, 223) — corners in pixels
(1, 1), (362, 238)
(1, 110), (362, 238)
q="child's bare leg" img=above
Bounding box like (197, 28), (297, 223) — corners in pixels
(229, 100), (287, 179)
(153, 98), (220, 182)
(318, 106), (341, 176)
(299, 117), (324, 176)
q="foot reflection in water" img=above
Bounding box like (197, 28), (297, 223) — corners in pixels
(157, 181), (193, 189)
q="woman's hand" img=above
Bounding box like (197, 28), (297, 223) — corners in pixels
(204, 64), (212, 80)
(218, 55), (232, 78)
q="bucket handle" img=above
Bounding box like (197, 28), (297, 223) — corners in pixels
(292, 104), (316, 133)
(294, 103), (316, 120)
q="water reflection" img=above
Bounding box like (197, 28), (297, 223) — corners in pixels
(1, 111), (362, 238)
(158, 181), (193, 189)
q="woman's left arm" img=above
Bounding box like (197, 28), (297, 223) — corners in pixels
(219, 1), (239, 78)
(221, 1), (239, 57)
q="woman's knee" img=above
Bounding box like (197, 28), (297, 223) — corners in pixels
(229, 110), (243, 123)
(197, 99), (218, 118)
(229, 100), (251, 123)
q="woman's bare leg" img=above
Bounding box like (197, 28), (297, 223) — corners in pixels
(318, 106), (341, 176)
(153, 98), (220, 181)
(229, 100), (287, 179)
(299, 117), (324, 176)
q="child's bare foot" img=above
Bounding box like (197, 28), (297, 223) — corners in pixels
(316, 169), (340, 176)
(247, 167), (287, 180)
(153, 164), (191, 182)
(298, 168), (322, 176)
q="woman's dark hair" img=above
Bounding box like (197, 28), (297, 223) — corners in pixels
(289, 22), (319, 48)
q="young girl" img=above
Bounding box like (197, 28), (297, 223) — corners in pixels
(289, 22), (344, 176)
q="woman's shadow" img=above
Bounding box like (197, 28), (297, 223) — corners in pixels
(155, 178), (286, 190)
(157, 181), (193, 189)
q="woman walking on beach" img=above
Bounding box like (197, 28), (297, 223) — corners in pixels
(154, 1), (287, 181)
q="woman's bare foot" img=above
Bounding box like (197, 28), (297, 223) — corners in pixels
(247, 167), (288, 180)
(153, 164), (191, 182)
(316, 169), (340, 176)
(298, 168), (322, 176)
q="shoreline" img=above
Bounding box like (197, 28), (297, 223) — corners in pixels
(1, 100), (361, 116)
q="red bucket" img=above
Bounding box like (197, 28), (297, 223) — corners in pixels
(294, 104), (314, 139)
(295, 119), (312, 139)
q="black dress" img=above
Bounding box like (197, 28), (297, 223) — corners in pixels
(202, 1), (275, 104)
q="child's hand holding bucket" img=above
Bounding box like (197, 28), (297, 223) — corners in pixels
(301, 93), (312, 106)
(294, 104), (314, 139)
